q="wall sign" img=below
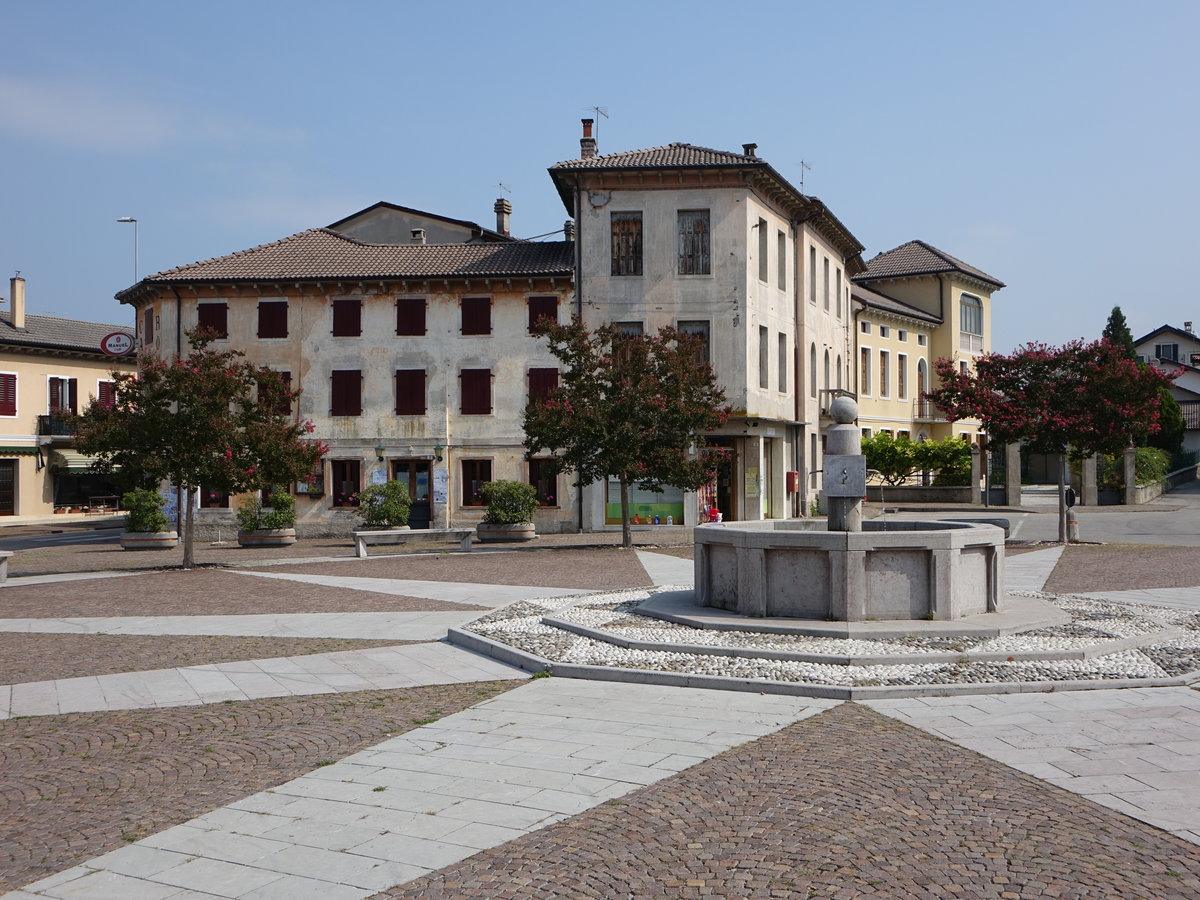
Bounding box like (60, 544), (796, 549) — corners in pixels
(100, 332), (134, 355)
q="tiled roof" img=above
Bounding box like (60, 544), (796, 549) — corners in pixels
(851, 283), (942, 325)
(0, 313), (133, 355)
(551, 143), (763, 170)
(122, 229), (573, 294)
(855, 240), (1005, 289)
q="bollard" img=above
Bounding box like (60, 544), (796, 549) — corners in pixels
(1066, 508), (1079, 543)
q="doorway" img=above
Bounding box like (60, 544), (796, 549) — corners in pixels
(391, 459), (431, 529)
(0, 460), (14, 515)
(708, 438), (737, 521)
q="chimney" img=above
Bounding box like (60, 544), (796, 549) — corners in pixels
(564, 220), (576, 242)
(580, 118), (596, 159)
(494, 198), (512, 236)
(742, 143), (757, 158)
(9, 274), (25, 330)
(1186, 321), (1194, 334)
(410, 228), (426, 245)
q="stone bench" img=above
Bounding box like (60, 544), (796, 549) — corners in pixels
(0, 550), (12, 582)
(352, 528), (474, 558)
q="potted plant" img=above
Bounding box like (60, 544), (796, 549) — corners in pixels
(354, 480), (413, 529)
(236, 491), (297, 547)
(119, 488), (179, 550)
(477, 480), (538, 543)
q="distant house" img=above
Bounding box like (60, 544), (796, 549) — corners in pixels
(0, 276), (135, 516)
(1134, 323), (1200, 452)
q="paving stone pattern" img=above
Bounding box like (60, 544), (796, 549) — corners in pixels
(381, 703), (1200, 900)
(0, 682), (517, 893)
(1046, 543), (1200, 593)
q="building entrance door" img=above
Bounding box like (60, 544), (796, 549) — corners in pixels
(709, 438), (737, 521)
(391, 459), (431, 529)
(0, 460), (13, 515)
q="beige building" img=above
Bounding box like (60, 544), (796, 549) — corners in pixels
(0, 276), (135, 517)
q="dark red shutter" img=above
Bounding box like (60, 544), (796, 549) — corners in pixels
(197, 303), (228, 338)
(527, 368), (559, 402)
(278, 371), (293, 416)
(396, 298), (426, 336)
(395, 370), (426, 415)
(331, 370), (361, 416)
(461, 298), (491, 335)
(68, 378), (78, 414)
(460, 369), (491, 414)
(48, 377), (63, 412)
(258, 301), (288, 338)
(143, 307), (154, 344)
(332, 299), (361, 337)
(0, 374), (15, 416)
(97, 381), (115, 409)
(528, 297), (559, 334)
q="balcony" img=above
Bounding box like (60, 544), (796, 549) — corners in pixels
(818, 389), (857, 418)
(912, 399), (947, 423)
(37, 414), (75, 437)
(960, 332), (984, 354)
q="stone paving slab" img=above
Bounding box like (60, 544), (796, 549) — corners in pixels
(1078, 586), (1200, 611)
(867, 685), (1200, 844)
(11, 679), (834, 899)
(634, 550), (694, 586)
(1, 644), (525, 719)
(1003, 543), (1062, 592)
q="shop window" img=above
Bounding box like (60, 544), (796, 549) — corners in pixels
(462, 459), (492, 505)
(330, 459), (361, 507)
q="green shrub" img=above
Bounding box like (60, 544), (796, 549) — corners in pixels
(355, 481), (412, 527)
(1135, 447), (1169, 485)
(481, 480), (539, 524)
(123, 488), (168, 533)
(237, 491), (296, 531)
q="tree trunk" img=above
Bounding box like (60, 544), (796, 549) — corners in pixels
(620, 476), (632, 549)
(1057, 452), (1068, 544)
(182, 487), (195, 569)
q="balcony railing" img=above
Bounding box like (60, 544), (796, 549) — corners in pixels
(818, 389), (857, 418)
(912, 399), (947, 422)
(37, 414), (74, 437)
(960, 332), (984, 354)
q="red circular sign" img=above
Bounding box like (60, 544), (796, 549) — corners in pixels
(101, 332), (135, 356)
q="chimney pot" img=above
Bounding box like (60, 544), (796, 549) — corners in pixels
(742, 143), (757, 157)
(1186, 321), (1194, 333)
(9, 275), (25, 330)
(494, 198), (512, 236)
(564, 220), (576, 242)
(410, 228), (426, 245)
(580, 118), (597, 159)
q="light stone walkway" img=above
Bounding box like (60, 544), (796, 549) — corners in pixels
(634, 549), (694, 586)
(10, 679), (836, 900)
(1075, 587), (1200, 611)
(1003, 544), (1062, 592)
(867, 686), (1200, 844)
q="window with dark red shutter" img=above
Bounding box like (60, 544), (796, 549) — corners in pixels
(197, 302), (228, 338)
(97, 381), (115, 409)
(395, 370), (426, 416)
(396, 298), (426, 336)
(527, 296), (558, 334)
(49, 377), (78, 414)
(257, 301), (288, 338)
(460, 369), (491, 414)
(0, 374), (15, 416)
(461, 298), (491, 336)
(142, 307), (154, 344)
(332, 299), (361, 337)
(259, 371), (292, 416)
(330, 370), (361, 416)
(461, 459), (492, 505)
(527, 368), (559, 403)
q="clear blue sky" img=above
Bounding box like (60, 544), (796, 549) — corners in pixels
(2, 0), (1197, 352)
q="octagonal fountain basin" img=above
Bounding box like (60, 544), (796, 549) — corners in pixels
(693, 519), (1004, 623)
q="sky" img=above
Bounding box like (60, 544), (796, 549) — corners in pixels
(1, 0), (1197, 352)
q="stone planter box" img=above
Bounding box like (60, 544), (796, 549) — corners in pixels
(119, 531), (179, 551)
(476, 522), (536, 543)
(237, 528), (297, 548)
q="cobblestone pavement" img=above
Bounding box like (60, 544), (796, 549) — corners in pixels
(0, 682), (516, 893)
(379, 703), (1200, 900)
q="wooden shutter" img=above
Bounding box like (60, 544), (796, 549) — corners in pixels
(142, 307), (154, 344)
(678, 210), (711, 275)
(460, 369), (491, 414)
(68, 378), (78, 414)
(257, 301), (288, 338)
(527, 368), (559, 402)
(395, 369), (426, 415)
(0, 374), (15, 416)
(461, 298), (491, 335)
(97, 381), (115, 409)
(395, 298), (426, 335)
(528, 297), (558, 334)
(332, 299), (361, 336)
(330, 370), (361, 416)
(611, 212), (642, 276)
(197, 302), (228, 338)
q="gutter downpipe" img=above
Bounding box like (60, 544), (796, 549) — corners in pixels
(574, 182), (585, 534)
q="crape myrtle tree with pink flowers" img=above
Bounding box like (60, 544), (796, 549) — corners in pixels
(925, 339), (1176, 541)
(72, 330), (327, 567)
(523, 319), (730, 549)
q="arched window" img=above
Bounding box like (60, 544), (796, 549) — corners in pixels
(809, 343), (817, 398)
(836, 354), (843, 390)
(823, 349), (830, 394)
(917, 358), (928, 395)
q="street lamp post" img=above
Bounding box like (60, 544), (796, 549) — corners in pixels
(116, 217), (139, 282)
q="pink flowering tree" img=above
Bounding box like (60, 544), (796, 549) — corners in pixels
(926, 339), (1176, 539)
(523, 319), (729, 548)
(72, 330), (326, 567)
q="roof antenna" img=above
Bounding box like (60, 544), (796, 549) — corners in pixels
(497, 183), (511, 196)
(587, 105), (609, 138)
(798, 160), (812, 193)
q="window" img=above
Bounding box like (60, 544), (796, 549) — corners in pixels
(528, 368), (559, 402)
(809, 246), (817, 304)
(777, 231), (786, 288)
(759, 326), (769, 389)
(528, 458), (557, 506)
(257, 301), (288, 339)
(779, 333), (788, 392)
(879, 325), (889, 338)
(611, 212), (642, 276)
(757, 218), (768, 282)
(460, 368), (492, 414)
(679, 210), (712, 275)
(677, 321), (710, 365)
(394, 369), (426, 415)
(917, 359), (929, 397)
(332, 299), (361, 337)
(613, 321), (644, 336)
(960, 360), (969, 376)
(835, 269), (842, 319)
(142, 306), (155, 345)
(836, 354), (843, 390)
(917, 334), (928, 347)
(461, 297), (491, 336)
(462, 459), (492, 505)
(810, 343), (817, 398)
(259, 371), (292, 416)
(197, 302), (228, 338)
(823, 349), (830, 394)
(331, 459), (361, 508)
(861, 321), (871, 334)
(897, 330), (907, 342)
(396, 298), (427, 336)
(330, 370), (361, 416)
(960, 294), (984, 353)
(528, 296), (558, 334)
(1155, 343), (1180, 362)
(199, 486), (229, 509)
(49, 377), (77, 414)
(0, 374), (15, 416)
(860, 347), (871, 396)
(823, 257), (830, 310)
(810, 434), (818, 486)
(879, 350), (890, 396)
(97, 380), (115, 408)
(898, 354), (908, 400)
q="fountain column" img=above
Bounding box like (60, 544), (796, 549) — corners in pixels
(823, 396), (864, 532)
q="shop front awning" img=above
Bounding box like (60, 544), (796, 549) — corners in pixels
(0, 446), (41, 456)
(49, 450), (116, 472)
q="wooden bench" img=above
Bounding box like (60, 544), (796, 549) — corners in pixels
(0, 550), (12, 582)
(352, 528), (474, 558)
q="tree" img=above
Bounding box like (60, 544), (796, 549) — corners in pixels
(926, 339), (1175, 540)
(1102, 307), (1137, 361)
(1148, 387), (1185, 454)
(862, 433), (972, 486)
(72, 331), (326, 567)
(523, 319), (729, 548)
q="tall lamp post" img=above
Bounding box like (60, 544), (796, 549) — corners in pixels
(116, 217), (139, 282)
